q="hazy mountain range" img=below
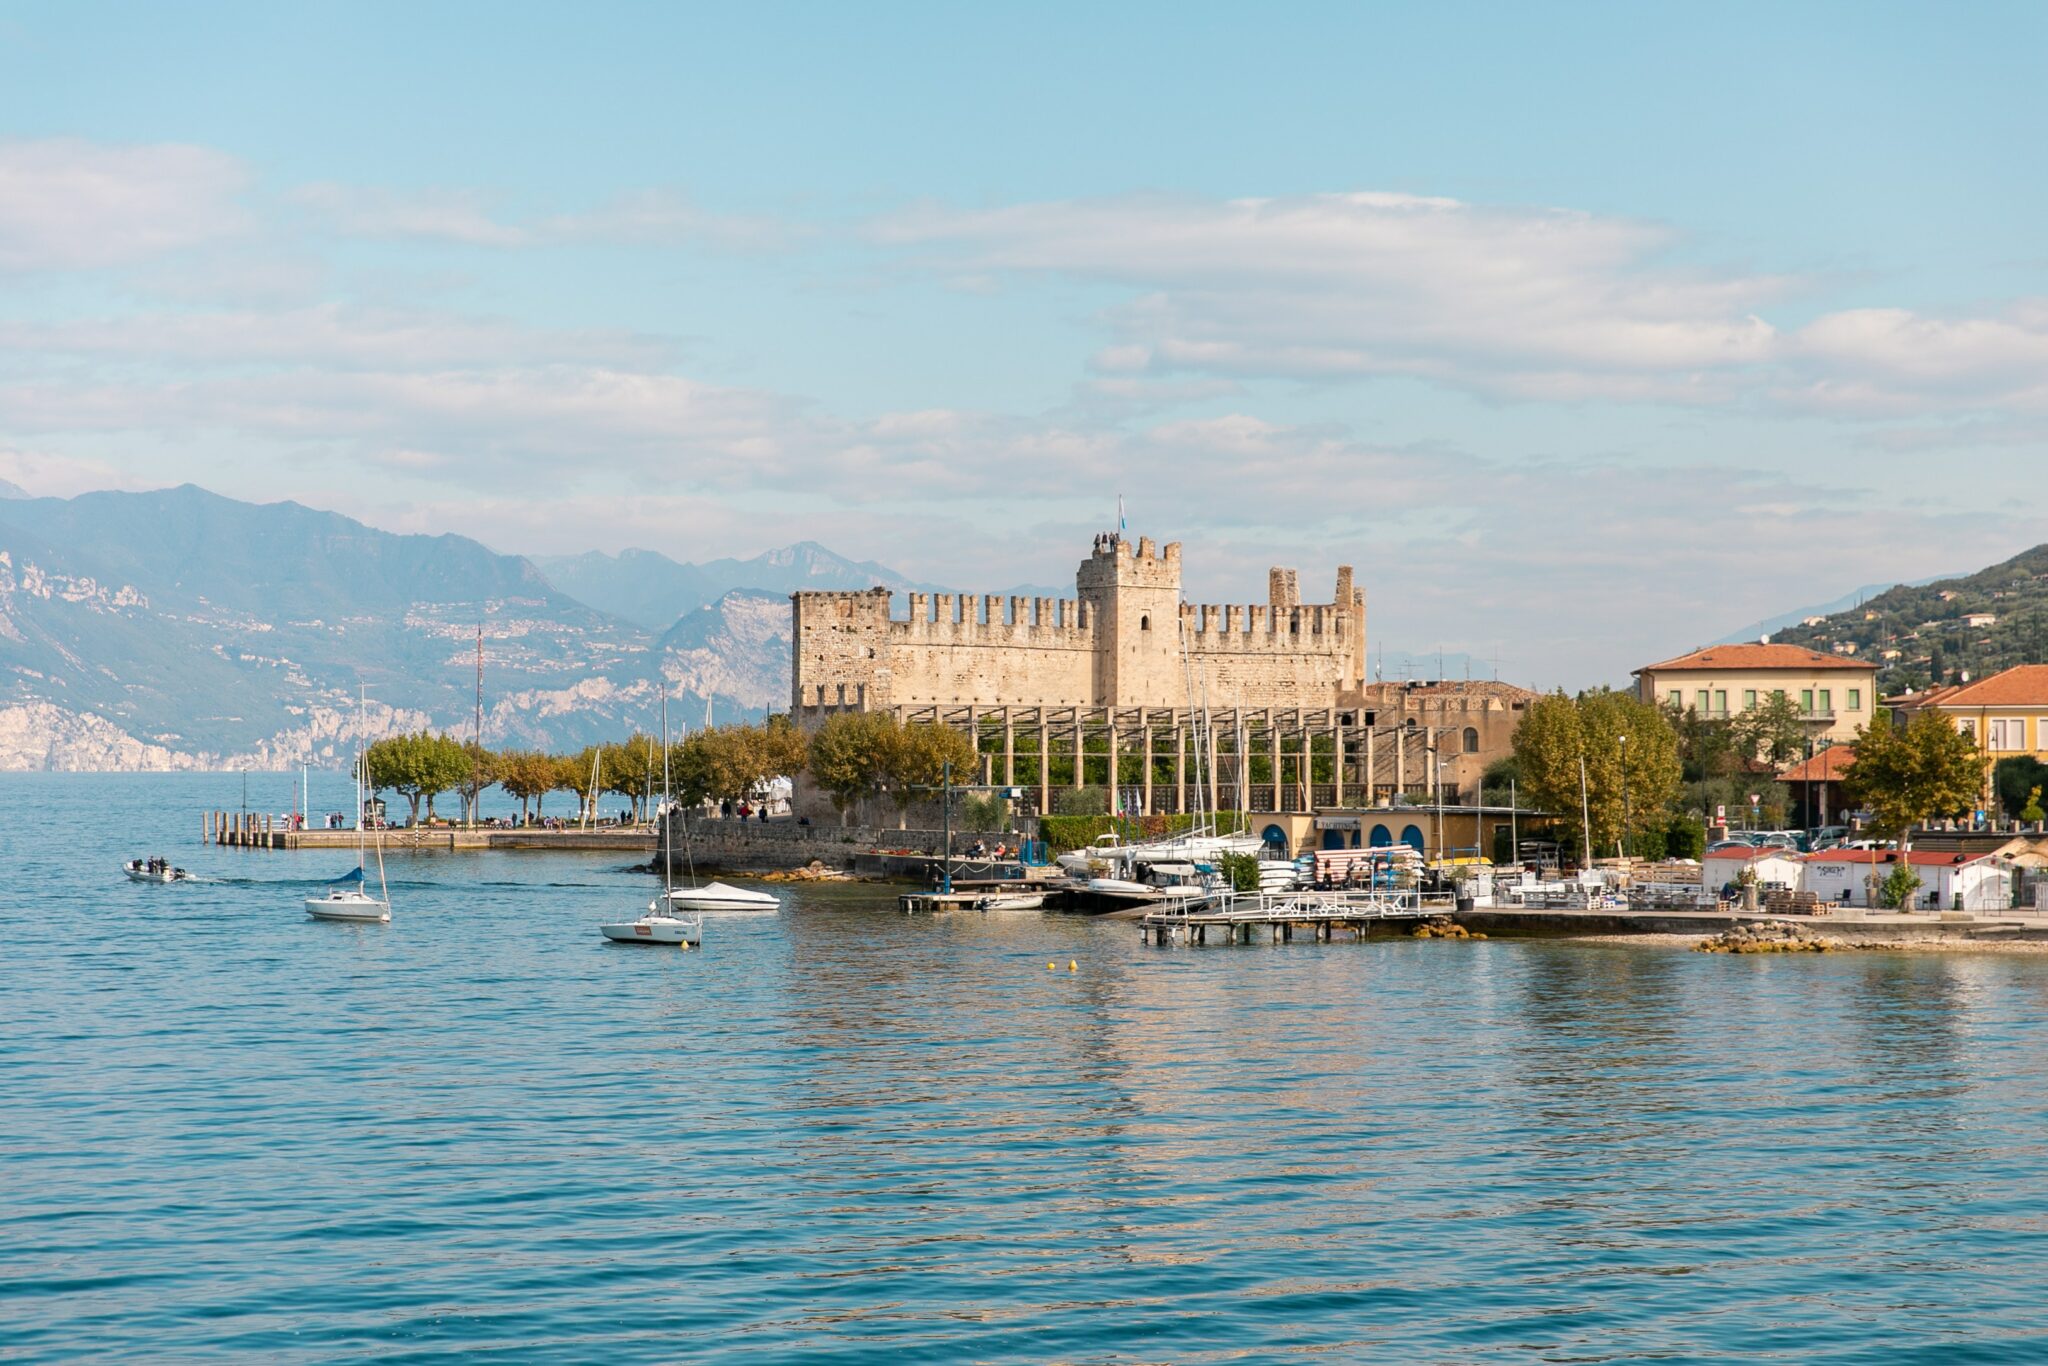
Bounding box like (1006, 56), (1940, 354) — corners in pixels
(0, 485), (902, 769)
(533, 544), (942, 632)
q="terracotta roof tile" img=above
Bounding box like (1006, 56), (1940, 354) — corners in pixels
(1777, 745), (1856, 783)
(1635, 643), (1875, 674)
(1801, 849), (1994, 867)
(1919, 664), (2048, 708)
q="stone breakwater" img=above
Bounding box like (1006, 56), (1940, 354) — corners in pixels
(1695, 922), (1843, 953)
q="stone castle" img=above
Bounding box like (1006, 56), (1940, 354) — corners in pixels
(791, 535), (1367, 711)
(788, 534), (1532, 818)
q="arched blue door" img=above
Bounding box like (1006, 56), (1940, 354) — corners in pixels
(1261, 824), (1289, 857)
(1400, 824), (1425, 852)
(1369, 824), (1392, 848)
(1322, 828), (1346, 850)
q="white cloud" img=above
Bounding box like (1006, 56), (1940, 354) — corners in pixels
(0, 304), (672, 370)
(0, 445), (131, 497)
(290, 183), (529, 248)
(879, 191), (1788, 397)
(293, 182), (796, 251)
(1787, 302), (2048, 415)
(0, 138), (250, 271)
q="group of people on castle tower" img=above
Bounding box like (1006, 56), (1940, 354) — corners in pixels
(1091, 532), (1122, 553)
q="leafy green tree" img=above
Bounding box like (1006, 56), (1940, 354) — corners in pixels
(881, 722), (977, 829)
(559, 747), (604, 822)
(2026, 787), (2047, 824)
(1879, 861), (1924, 910)
(495, 749), (557, 823)
(362, 731), (470, 825)
(1672, 706), (1740, 784)
(806, 711), (896, 824)
(1732, 692), (1808, 770)
(1994, 756), (2048, 820)
(456, 740), (499, 826)
(1511, 689), (1681, 858)
(758, 714), (810, 783)
(1843, 709), (1982, 840)
(605, 734), (660, 822)
(669, 719), (805, 812)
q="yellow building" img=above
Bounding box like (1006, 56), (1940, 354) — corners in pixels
(1632, 643), (1877, 746)
(1891, 665), (2048, 803)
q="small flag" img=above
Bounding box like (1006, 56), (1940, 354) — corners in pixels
(1117, 494), (1127, 538)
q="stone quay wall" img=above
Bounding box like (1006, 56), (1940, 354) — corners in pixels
(663, 815), (1017, 873)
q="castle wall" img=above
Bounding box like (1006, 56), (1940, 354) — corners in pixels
(791, 535), (1370, 715)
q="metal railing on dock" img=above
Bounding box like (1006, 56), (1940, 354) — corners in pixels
(1140, 888), (1448, 945)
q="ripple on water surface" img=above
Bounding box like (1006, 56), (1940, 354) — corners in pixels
(7, 773), (2048, 1361)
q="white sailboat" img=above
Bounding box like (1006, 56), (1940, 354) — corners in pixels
(601, 685), (704, 947)
(307, 688), (391, 924)
(659, 720), (781, 914)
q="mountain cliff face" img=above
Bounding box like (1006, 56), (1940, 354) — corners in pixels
(0, 486), (817, 769)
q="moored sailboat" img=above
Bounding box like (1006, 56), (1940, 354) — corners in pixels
(600, 685), (704, 947)
(308, 688), (391, 924)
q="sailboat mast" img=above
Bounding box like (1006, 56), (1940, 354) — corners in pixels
(660, 684), (673, 894)
(355, 685), (366, 873)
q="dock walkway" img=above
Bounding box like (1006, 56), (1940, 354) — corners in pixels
(1141, 889), (1450, 945)
(204, 810), (653, 853)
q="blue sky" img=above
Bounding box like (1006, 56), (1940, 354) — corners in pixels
(2, 1), (2044, 686)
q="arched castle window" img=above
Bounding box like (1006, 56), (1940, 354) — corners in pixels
(1462, 727), (1480, 753)
(1140, 614), (1150, 630)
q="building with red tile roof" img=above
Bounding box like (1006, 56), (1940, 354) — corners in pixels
(1890, 664), (2048, 809)
(1634, 643), (1878, 745)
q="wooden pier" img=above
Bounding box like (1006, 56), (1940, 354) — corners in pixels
(1140, 890), (1448, 945)
(202, 810), (654, 853)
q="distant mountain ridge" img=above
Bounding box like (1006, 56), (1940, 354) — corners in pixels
(533, 542), (943, 632)
(1712, 574), (1959, 647)
(0, 485), (810, 768)
(1760, 545), (2048, 691)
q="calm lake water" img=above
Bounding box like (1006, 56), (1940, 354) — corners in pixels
(8, 772), (2048, 1361)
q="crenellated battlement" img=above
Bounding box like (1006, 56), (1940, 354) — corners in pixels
(790, 535), (1366, 714)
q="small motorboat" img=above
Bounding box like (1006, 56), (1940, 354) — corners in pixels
(972, 891), (1046, 912)
(663, 880), (780, 914)
(124, 859), (195, 884)
(600, 901), (703, 946)
(305, 885), (390, 923)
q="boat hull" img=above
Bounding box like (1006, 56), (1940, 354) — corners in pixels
(305, 893), (390, 923)
(663, 881), (779, 914)
(599, 917), (701, 945)
(125, 866), (193, 884)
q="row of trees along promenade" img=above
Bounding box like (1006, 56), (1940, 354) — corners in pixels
(1502, 686), (1989, 865)
(360, 712), (978, 829)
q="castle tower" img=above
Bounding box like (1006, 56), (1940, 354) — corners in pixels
(1076, 536), (1182, 706)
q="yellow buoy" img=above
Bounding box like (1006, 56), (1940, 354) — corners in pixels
(1047, 962), (1056, 971)
(1069, 960), (1077, 972)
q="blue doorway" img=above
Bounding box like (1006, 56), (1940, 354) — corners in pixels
(1400, 824), (1424, 852)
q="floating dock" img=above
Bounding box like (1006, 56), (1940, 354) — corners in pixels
(1140, 890), (1449, 945)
